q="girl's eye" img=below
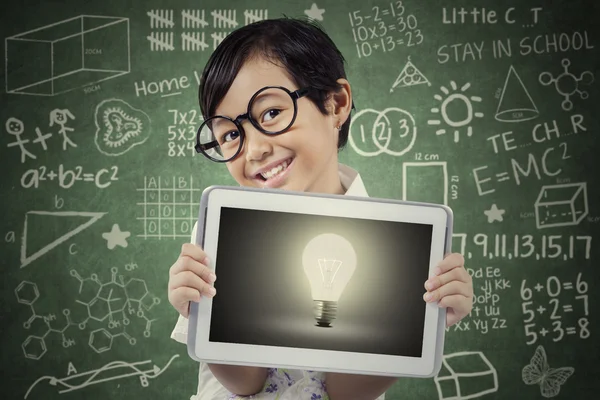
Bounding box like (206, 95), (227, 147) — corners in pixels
(221, 130), (240, 143)
(262, 109), (281, 123)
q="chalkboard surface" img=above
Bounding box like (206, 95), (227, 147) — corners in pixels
(1, 0), (598, 399)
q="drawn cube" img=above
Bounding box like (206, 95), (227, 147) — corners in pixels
(5, 15), (130, 96)
(434, 352), (498, 399)
(535, 183), (588, 229)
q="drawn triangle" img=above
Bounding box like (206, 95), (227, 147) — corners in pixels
(391, 60), (431, 92)
(495, 65), (539, 122)
(20, 211), (106, 268)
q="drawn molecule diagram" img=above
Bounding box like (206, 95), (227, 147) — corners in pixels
(539, 58), (594, 111)
(14, 265), (160, 360)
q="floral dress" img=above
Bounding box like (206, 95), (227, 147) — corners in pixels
(226, 368), (329, 400)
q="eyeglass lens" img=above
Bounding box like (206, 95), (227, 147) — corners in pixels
(197, 87), (296, 161)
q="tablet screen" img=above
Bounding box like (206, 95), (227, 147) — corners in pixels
(208, 206), (433, 358)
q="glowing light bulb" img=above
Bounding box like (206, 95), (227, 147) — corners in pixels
(302, 233), (357, 327)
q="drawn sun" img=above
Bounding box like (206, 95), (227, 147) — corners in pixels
(427, 81), (484, 143)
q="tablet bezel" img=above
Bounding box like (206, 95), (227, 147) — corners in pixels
(188, 185), (451, 378)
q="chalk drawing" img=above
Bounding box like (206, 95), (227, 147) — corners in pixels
(535, 182), (588, 229)
(484, 204), (505, 223)
(20, 211), (105, 268)
(434, 351), (498, 399)
(181, 32), (208, 51)
(522, 345), (574, 398)
(391, 58), (431, 92)
(305, 3), (325, 21)
(147, 9), (174, 28)
(495, 65), (539, 122)
(402, 162), (448, 205)
(94, 99), (152, 156)
(348, 108), (417, 157)
(181, 10), (208, 28)
(428, 81), (484, 143)
(244, 9), (269, 25)
(211, 10), (238, 29)
(49, 109), (77, 150)
(102, 224), (131, 249)
(16, 266), (159, 360)
(24, 355), (179, 398)
(6, 15), (130, 96)
(5, 117), (36, 163)
(539, 58), (594, 111)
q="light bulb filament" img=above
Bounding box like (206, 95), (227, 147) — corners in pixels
(318, 258), (342, 289)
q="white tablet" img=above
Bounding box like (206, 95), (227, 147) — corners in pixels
(187, 186), (453, 378)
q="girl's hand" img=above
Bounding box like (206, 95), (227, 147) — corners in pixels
(423, 253), (473, 327)
(168, 243), (217, 318)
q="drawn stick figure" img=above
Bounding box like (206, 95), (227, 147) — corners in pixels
(49, 109), (77, 150)
(5, 117), (36, 163)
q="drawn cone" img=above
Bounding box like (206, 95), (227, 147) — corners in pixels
(495, 66), (539, 123)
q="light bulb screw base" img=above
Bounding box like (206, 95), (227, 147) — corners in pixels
(313, 300), (338, 327)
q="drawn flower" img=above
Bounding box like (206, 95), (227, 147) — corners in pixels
(265, 383), (278, 393)
(283, 371), (295, 386)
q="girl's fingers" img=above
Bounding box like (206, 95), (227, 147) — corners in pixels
(423, 280), (471, 302)
(170, 254), (216, 284)
(425, 265), (470, 291)
(432, 253), (465, 277)
(169, 270), (216, 296)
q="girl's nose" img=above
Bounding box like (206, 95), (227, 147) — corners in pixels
(243, 123), (273, 162)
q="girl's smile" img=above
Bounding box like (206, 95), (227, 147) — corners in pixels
(252, 157), (295, 188)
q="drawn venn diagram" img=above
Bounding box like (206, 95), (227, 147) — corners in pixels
(94, 99), (151, 156)
(348, 108), (416, 157)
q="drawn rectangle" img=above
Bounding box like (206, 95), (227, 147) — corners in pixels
(53, 33), (83, 77)
(175, 206), (189, 219)
(402, 162), (448, 206)
(146, 205), (159, 219)
(5, 39), (53, 94)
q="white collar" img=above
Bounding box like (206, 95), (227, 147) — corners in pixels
(339, 163), (369, 197)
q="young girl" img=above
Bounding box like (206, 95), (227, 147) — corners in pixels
(168, 17), (474, 400)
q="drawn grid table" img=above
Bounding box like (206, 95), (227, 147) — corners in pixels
(137, 176), (201, 239)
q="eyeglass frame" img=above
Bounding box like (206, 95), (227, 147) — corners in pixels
(194, 85), (312, 163)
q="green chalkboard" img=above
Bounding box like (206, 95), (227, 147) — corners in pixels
(1, 0), (599, 399)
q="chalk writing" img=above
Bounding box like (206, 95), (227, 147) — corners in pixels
(453, 233), (592, 260)
(21, 165), (119, 189)
(521, 273), (590, 344)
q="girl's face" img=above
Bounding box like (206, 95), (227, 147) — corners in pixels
(213, 56), (351, 195)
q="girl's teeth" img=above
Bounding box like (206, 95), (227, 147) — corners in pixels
(261, 160), (289, 180)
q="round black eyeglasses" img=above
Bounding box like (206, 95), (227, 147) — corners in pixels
(195, 86), (312, 162)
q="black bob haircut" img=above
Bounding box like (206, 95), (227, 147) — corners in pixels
(198, 17), (353, 151)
